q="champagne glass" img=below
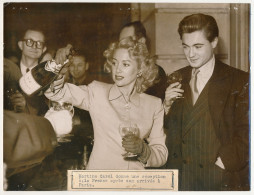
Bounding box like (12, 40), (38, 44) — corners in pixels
(5, 81), (20, 112)
(167, 71), (183, 101)
(5, 86), (17, 111)
(49, 100), (74, 143)
(50, 101), (74, 117)
(167, 71), (183, 86)
(119, 123), (140, 158)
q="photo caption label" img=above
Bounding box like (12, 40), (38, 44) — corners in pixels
(67, 170), (178, 191)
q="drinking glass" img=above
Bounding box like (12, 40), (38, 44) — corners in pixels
(167, 71), (183, 101)
(119, 123), (140, 158)
(50, 101), (74, 117)
(5, 87), (17, 111)
(49, 100), (74, 143)
(5, 81), (21, 112)
(167, 71), (183, 86)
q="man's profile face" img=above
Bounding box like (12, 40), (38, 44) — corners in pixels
(19, 30), (46, 60)
(119, 26), (136, 41)
(182, 30), (218, 69)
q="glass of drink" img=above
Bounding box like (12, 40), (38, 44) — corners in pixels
(5, 81), (22, 113)
(119, 123), (140, 158)
(49, 100), (75, 143)
(167, 71), (183, 101)
(167, 71), (183, 86)
(5, 86), (17, 111)
(50, 101), (74, 117)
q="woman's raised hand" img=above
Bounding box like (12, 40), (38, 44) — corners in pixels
(55, 44), (73, 65)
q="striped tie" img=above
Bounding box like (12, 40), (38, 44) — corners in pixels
(190, 68), (200, 105)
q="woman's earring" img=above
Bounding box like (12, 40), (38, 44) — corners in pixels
(137, 72), (142, 78)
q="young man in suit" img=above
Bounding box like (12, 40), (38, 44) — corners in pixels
(164, 13), (249, 191)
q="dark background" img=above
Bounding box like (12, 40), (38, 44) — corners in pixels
(4, 3), (131, 82)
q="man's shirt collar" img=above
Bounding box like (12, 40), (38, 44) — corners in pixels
(20, 61), (37, 75)
(193, 55), (215, 79)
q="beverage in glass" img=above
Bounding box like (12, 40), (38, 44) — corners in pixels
(119, 123), (140, 158)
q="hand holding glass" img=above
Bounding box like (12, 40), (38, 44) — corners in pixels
(9, 91), (26, 113)
(5, 81), (24, 112)
(165, 72), (184, 105)
(119, 123), (140, 158)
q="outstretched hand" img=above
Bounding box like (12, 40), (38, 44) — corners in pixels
(55, 44), (73, 77)
(55, 44), (73, 65)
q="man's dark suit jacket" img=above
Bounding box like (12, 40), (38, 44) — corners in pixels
(164, 59), (249, 190)
(4, 58), (49, 116)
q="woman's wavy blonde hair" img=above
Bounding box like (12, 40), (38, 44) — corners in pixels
(103, 37), (158, 93)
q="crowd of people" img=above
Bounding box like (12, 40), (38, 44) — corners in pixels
(3, 13), (250, 191)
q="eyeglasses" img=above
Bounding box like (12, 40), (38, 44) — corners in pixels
(23, 39), (45, 49)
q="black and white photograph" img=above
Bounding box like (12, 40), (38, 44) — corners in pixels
(2, 0), (252, 193)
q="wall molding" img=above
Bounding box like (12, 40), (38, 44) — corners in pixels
(156, 54), (228, 60)
(229, 4), (250, 72)
(156, 8), (229, 14)
(142, 9), (156, 23)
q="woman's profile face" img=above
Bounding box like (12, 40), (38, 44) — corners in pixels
(111, 48), (139, 88)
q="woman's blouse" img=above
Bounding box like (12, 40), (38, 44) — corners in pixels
(45, 80), (168, 169)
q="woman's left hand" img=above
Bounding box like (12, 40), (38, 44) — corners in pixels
(122, 135), (143, 155)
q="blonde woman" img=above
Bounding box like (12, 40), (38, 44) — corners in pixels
(45, 37), (168, 169)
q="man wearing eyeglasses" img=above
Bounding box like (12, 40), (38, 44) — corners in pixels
(18, 28), (47, 75)
(4, 27), (49, 115)
(4, 26), (56, 190)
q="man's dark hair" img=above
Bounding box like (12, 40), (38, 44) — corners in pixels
(178, 13), (219, 42)
(121, 21), (151, 50)
(74, 50), (90, 64)
(121, 21), (147, 40)
(19, 23), (47, 43)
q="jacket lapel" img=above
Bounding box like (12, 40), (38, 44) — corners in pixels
(179, 60), (232, 137)
(166, 66), (192, 137)
(182, 84), (209, 136)
(208, 60), (232, 133)
(174, 67), (192, 135)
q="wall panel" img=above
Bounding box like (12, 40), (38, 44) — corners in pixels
(134, 3), (249, 74)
